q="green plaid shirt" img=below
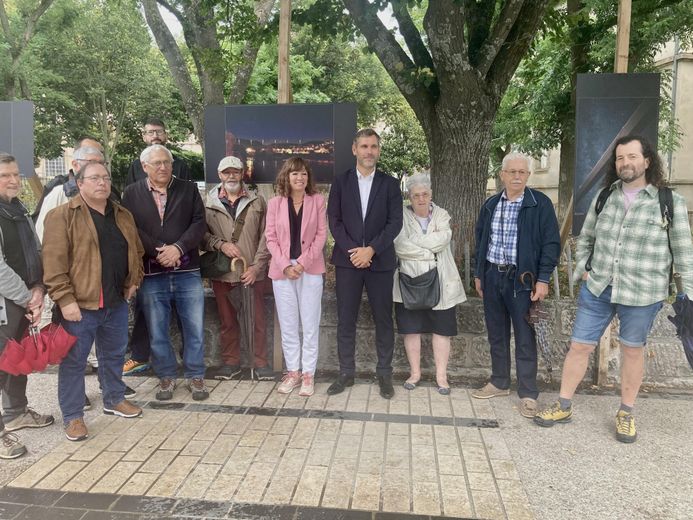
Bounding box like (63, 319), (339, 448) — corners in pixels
(574, 181), (693, 306)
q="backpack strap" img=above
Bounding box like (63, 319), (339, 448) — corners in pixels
(659, 187), (675, 291)
(585, 187), (612, 271)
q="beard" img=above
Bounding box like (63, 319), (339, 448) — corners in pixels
(617, 166), (646, 184)
(223, 180), (242, 195)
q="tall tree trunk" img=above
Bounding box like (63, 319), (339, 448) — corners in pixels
(427, 102), (495, 265)
(558, 0), (589, 224)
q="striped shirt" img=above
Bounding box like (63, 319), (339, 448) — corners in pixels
(146, 178), (168, 223)
(486, 192), (524, 265)
(574, 181), (693, 306)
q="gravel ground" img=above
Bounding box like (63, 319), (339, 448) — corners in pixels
(491, 390), (693, 520)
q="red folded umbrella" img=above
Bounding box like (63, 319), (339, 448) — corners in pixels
(0, 338), (34, 375)
(0, 323), (77, 376)
(41, 323), (78, 365)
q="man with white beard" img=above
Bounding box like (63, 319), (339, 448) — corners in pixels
(202, 156), (272, 380)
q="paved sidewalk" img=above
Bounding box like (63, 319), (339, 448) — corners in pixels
(0, 373), (691, 519)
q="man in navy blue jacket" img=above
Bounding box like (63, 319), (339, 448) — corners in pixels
(327, 129), (403, 399)
(472, 152), (560, 417)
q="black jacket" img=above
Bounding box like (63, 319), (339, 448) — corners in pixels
(125, 155), (192, 186)
(474, 187), (560, 292)
(122, 177), (206, 274)
(328, 168), (403, 271)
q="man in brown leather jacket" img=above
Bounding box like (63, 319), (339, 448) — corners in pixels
(43, 162), (144, 442)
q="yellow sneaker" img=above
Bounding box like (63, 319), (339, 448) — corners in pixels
(122, 358), (150, 375)
(615, 411), (637, 443)
(534, 401), (572, 427)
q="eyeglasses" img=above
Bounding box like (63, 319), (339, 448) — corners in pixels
(75, 159), (105, 165)
(143, 129), (166, 136)
(503, 169), (529, 177)
(147, 160), (173, 169)
(83, 175), (112, 184)
(219, 169), (243, 177)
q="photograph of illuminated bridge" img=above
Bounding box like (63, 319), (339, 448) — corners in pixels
(224, 104), (337, 183)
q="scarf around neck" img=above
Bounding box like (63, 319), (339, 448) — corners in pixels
(0, 197), (43, 287)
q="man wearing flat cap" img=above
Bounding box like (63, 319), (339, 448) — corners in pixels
(202, 156), (272, 380)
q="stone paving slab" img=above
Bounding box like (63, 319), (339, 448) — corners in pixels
(5, 379), (528, 519)
(0, 486), (481, 519)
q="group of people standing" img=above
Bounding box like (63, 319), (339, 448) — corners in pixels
(0, 125), (689, 458)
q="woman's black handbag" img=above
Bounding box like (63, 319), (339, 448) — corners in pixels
(199, 251), (231, 279)
(399, 257), (440, 310)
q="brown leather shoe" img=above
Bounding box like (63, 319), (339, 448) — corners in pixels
(65, 418), (88, 441)
(103, 400), (142, 418)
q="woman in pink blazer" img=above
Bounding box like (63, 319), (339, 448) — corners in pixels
(265, 157), (327, 396)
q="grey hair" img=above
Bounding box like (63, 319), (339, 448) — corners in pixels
(73, 146), (103, 162)
(501, 152), (533, 173)
(140, 144), (172, 164)
(405, 171), (432, 193)
(0, 152), (16, 165)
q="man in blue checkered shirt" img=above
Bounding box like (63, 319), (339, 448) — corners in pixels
(472, 152), (560, 418)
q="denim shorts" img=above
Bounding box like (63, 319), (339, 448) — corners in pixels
(571, 284), (663, 347)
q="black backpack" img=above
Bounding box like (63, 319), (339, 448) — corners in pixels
(585, 185), (674, 273)
(31, 174), (72, 222)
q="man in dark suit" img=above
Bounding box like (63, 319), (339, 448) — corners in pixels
(327, 128), (403, 399)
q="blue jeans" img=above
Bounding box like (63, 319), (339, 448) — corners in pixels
(60, 302), (129, 424)
(138, 271), (205, 379)
(572, 285), (663, 347)
(482, 263), (538, 399)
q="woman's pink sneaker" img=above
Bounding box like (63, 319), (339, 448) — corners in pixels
(299, 373), (315, 397)
(277, 371), (302, 394)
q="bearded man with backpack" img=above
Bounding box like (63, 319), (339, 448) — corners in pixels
(534, 135), (693, 443)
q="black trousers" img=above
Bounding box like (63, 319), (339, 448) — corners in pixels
(335, 266), (395, 377)
(0, 300), (30, 427)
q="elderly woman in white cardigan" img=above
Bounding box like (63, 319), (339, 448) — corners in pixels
(393, 173), (466, 394)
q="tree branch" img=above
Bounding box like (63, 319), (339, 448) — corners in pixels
(476, 0), (524, 76)
(21, 0), (53, 49)
(486, 0), (552, 99)
(465, 0), (494, 67)
(341, 0), (436, 122)
(0, 1), (17, 56)
(390, 0), (433, 71)
(185, 0), (224, 105)
(227, 0), (276, 104)
(155, 0), (186, 27)
(142, 0), (203, 138)
(423, 1), (471, 92)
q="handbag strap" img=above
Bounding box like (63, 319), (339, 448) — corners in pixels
(230, 201), (252, 244)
